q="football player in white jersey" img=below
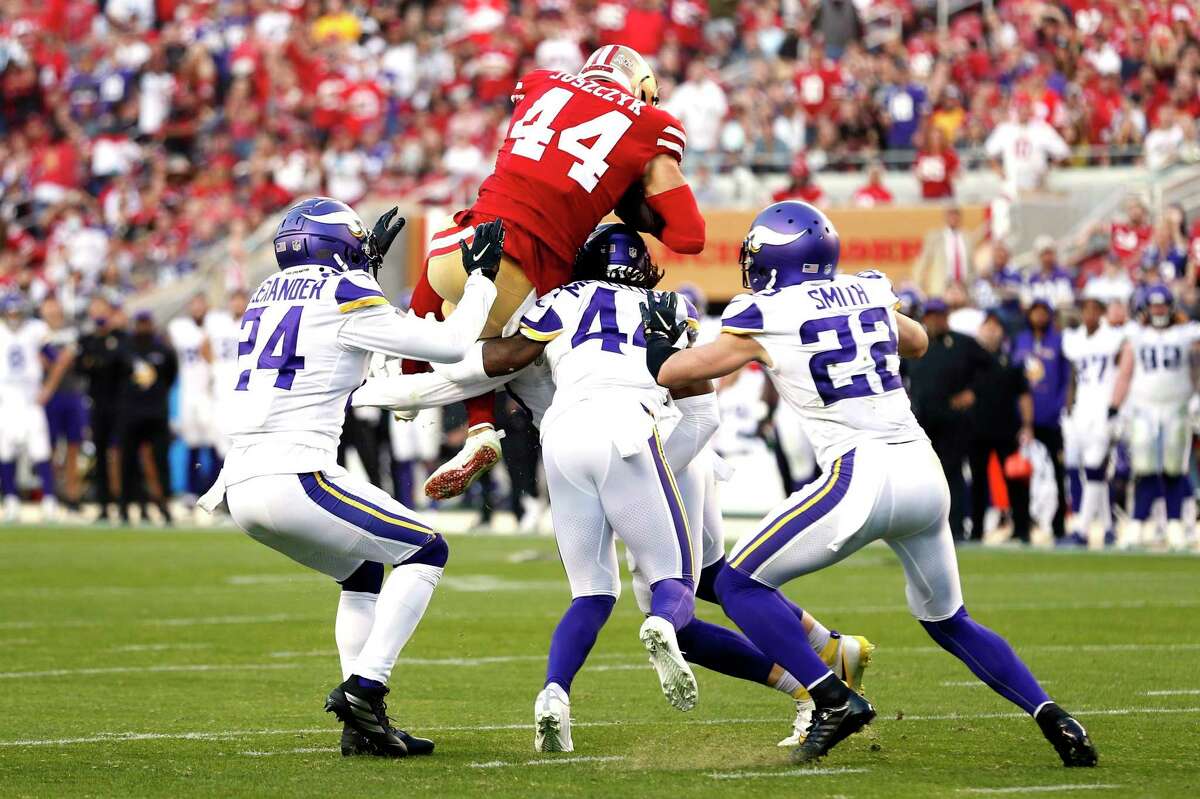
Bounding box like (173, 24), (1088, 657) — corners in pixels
(202, 289), (249, 462)
(198, 198), (504, 758)
(167, 293), (216, 499)
(641, 201), (1097, 766)
(1062, 289), (1127, 547)
(352, 225), (875, 753)
(1110, 284), (1200, 550)
(0, 294), (67, 521)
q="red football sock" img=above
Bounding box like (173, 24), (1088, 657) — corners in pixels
(401, 267), (443, 375)
(466, 393), (495, 429)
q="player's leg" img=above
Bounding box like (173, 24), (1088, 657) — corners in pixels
(1123, 406), (1159, 547)
(535, 431), (621, 752)
(227, 469), (445, 757)
(713, 448), (877, 761)
(420, 241), (536, 499)
(1077, 418), (1112, 547)
(0, 420), (18, 522)
(27, 404), (56, 519)
(1161, 407), (1190, 549)
(61, 394), (86, 510)
(331, 560), (387, 757)
(598, 427), (699, 711)
(884, 448), (1097, 766)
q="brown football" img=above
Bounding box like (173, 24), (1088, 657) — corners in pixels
(614, 182), (664, 236)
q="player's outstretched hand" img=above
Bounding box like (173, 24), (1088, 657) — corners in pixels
(640, 290), (686, 345)
(367, 207), (406, 270)
(461, 219), (505, 281)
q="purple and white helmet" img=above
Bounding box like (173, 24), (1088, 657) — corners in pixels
(739, 201), (840, 292)
(273, 197), (375, 273)
(1143, 283), (1176, 328)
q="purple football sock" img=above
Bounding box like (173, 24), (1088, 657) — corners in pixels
(676, 618), (774, 685)
(391, 461), (415, 508)
(1132, 476), (1159, 521)
(34, 461), (55, 498)
(0, 462), (16, 497)
(186, 448), (204, 496)
(1068, 468), (1082, 514)
(544, 594), (615, 693)
(649, 577), (695, 631)
(713, 565), (835, 692)
(920, 606), (1051, 715)
(1163, 475), (1188, 519)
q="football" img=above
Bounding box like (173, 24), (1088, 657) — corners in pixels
(614, 181), (665, 236)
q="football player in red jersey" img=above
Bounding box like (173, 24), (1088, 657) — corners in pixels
(406, 44), (706, 500)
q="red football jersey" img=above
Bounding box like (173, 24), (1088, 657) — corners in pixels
(469, 69), (687, 288)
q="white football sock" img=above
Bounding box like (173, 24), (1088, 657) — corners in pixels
(806, 616), (832, 655)
(1079, 480), (1107, 534)
(773, 670), (801, 696)
(335, 591), (378, 680)
(354, 563), (443, 685)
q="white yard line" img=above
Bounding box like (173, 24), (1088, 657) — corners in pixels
(0, 663), (302, 680)
(241, 747), (338, 757)
(708, 766), (869, 779)
(940, 680), (1052, 688)
(889, 641), (1200, 655)
(3, 706), (1197, 749)
(1143, 689), (1200, 696)
(469, 755), (626, 768)
(107, 643), (211, 653)
(959, 786), (1122, 795)
(0, 612), (321, 631)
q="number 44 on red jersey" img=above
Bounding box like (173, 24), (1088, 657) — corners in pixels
(472, 69), (688, 269)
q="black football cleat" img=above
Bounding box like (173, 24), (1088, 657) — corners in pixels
(326, 676), (428, 758)
(1037, 707), (1098, 767)
(791, 691), (876, 763)
(340, 723), (435, 758)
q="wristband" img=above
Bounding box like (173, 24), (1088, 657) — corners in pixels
(645, 336), (679, 383)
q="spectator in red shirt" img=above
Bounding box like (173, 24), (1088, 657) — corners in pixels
(617, 0), (668, 56)
(913, 126), (959, 200)
(793, 39), (844, 121)
(772, 154), (825, 204)
(852, 162), (893, 208)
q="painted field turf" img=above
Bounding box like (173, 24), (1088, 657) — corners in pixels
(0, 527), (1197, 797)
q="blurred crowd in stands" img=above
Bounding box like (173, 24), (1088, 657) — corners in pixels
(7, 0), (1200, 304)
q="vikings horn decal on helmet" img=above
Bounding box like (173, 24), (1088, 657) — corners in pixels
(579, 45), (660, 106)
(273, 197), (373, 273)
(574, 223), (663, 289)
(739, 201), (841, 292)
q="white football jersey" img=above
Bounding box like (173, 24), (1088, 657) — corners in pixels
(203, 309), (242, 393)
(1062, 322), (1126, 413)
(721, 271), (925, 467)
(217, 265), (496, 485)
(518, 280), (695, 435)
(1126, 321), (1200, 407)
(167, 315), (211, 397)
(0, 319), (49, 403)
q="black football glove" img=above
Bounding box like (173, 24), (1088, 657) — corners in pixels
(640, 290), (686, 383)
(366, 207), (406, 273)
(461, 219), (505, 281)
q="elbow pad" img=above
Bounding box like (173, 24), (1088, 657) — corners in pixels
(646, 184), (705, 254)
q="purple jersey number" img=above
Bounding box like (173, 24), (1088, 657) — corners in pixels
(572, 287), (648, 353)
(800, 308), (901, 405)
(234, 305), (306, 391)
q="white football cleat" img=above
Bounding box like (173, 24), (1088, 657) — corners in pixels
(2, 496), (19, 524)
(777, 698), (816, 748)
(40, 496), (59, 524)
(639, 616), (698, 712)
(423, 424), (503, 500)
(533, 683), (573, 752)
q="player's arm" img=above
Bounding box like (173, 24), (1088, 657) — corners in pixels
(653, 333), (767, 389)
(896, 313), (929, 358)
(661, 381), (719, 474)
(1109, 340), (1135, 411)
(339, 221), (504, 363)
(481, 335), (546, 377)
(352, 352), (517, 412)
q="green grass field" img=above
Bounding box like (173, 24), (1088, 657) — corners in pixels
(1, 525), (1198, 798)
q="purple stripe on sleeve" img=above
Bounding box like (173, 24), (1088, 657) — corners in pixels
(721, 302), (763, 331)
(334, 277), (385, 306)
